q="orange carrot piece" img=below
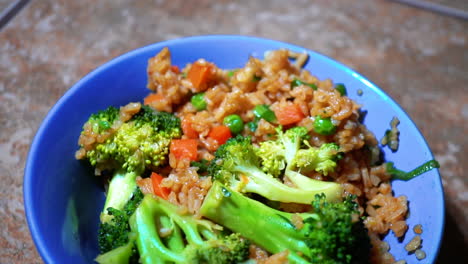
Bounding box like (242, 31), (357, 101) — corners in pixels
(181, 117), (199, 139)
(208, 125), (232, 145)
(187, 61), (212, 91)
(170, 65), (180, 74)
(275, 104), (305, 126)
(151, 172), (170, 199)
(144, 93), (164, 105)
(170, 139), (198, 161)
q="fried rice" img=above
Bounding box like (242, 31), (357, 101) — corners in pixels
(140, 47), (409, 263)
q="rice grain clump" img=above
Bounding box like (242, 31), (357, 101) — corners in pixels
(142, 48), (413, 262)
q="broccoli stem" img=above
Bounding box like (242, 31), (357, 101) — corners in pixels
(200, 182), (312, 264)
(236, 164), (341, 204)
(159, 216), (185, 253)
(130, 196), (186, 264)
(284, 170), (342, 202)
(101, 170), (138, 223)
(129, 195), (219, 264)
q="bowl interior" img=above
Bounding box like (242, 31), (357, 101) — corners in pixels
(24, 35), (444, 263)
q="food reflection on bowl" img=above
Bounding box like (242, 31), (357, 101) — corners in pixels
(24, 35), (444, 264)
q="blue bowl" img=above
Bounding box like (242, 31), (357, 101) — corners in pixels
(24, 35), (444, 263)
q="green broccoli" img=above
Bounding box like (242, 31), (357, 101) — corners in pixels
(96, 189), (143, 264)
(77, 104), (181, 222)
(209, 134), (341, 204)
(256, 126), (342, 201)
(129, 194), (250, 264)
(87, 106), (120, 133)
(200, 182), (371, 264)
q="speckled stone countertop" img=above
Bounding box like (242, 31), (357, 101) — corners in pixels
(0, 0), (466, 263)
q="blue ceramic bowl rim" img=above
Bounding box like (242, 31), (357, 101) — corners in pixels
(24, 34), (444, 263)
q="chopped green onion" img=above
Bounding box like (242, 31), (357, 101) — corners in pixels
(247, 121), (258, 132)
(253, 105), (276, 123)
(386, 160), (440, 181)
(335, 83), (347, 96)
(227, 70), (237, 78)
(313, 116), (336, 135)
(223, 114), (244, 134)
(252, 75), (262, 82)
(291, 78), (317, 90)
(191, 93), (207, 111)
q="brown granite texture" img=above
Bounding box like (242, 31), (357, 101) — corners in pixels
(0, 0), (466, 263)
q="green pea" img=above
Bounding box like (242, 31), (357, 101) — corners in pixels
(291, 78), (317, 90)
(191, 93), (207, 111)
(253, 105), (276, 123)
(223, 114), (244, 134)
(335, 83), (347, 96)
(313, 116), (337, 135)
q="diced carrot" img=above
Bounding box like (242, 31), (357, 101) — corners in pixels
(187, 61), (213, 91)
(151, 172), (170, 199)
(170, 139), (198, 161)
(136, 177), (154, 195)
(274, 104), (305, 126)
(181, 117), (199, 139)
(144, 93), (164, 105)
(170, 65), (180, 74)
(208, 125), (232, 145)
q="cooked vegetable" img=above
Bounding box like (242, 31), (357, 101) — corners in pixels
(187, 61), (213, 90)
(170, 65), (180, 74)
(253, 104), (277, 122)
(313, 116), (336, 135)
(144, 93), (165, 106)
(208, 125), (232, 145)
(335, 83), (347, 96)
(86, 106), (119, 133)
(190, 93), (207, 111)
(247, 120), (258, 132)
(208, 135), (342, 204)
(291, 78), (318, 90)
(200, 182), (371, 264)
(77, 105), (181, 223)
(274, 104), (305, 126)
(151, 172), (170, 199)
(190, 158), (210, 173)
(386, 159), (440, 181)
(170, 139), (198, 161)
(223, 114), (244, 134)
(96, 189), (143, 263)
(256, 126), (341, 182)
(130, 195), (250, 264)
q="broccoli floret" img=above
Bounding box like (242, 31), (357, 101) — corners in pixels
(200, 182), (371, 264)
(255, 140), (286, 177)
(256, 126), (342, 202)
(77, 104), (182, 222)
(292, 142), (340, 176)
(129, 195), (250, 264)
(96, 189), (143, 263)
(209, 134), (341, 204)
(88, 106), (120, 133)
